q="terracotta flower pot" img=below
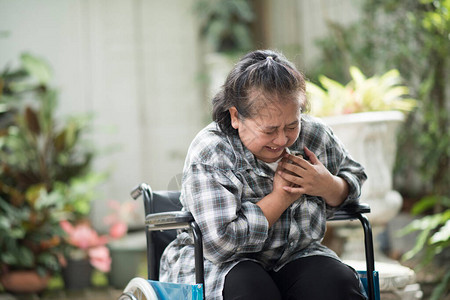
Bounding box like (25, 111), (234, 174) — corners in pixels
(0, 270), (50, 293)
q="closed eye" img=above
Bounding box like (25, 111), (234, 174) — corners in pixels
(263, 130), (277, 135)
(263, 124), (298, 134)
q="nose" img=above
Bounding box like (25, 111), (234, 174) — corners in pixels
(272, 129), (288, 146)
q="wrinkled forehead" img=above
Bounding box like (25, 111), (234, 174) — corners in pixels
(246, 88), (303, 119)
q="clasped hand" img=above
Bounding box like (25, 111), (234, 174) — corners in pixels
(274, 146), (335, 203)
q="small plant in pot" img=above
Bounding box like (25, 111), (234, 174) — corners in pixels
(0, 53), (104, 293)
(58, 200), (135, 289)
(58, 219), (112, 290)
(305, 66), (417, 211)
(306, 66), (419, 282)
(306, 66), (417, 117)
(103, 200), (142, 289)
(305, 66), (418, 205)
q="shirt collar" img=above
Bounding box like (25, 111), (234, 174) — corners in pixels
(228, 133), (278, 179)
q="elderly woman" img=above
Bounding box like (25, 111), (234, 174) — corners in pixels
(159, 50), (367, 300)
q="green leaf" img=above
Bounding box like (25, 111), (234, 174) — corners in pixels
(399, 210), (450, 262)
(383, 86), (410, 103)
(35, 188), (63, 211)
(207, 19), (227, 51)
(318, 75), (344, 91)
(17, 246), (34, 267)
(401, 226), (431, 261)
(430, 269), (450, 300)
(397, 213), (442, 236)
(411, 195), (439, 215)
(311, 66), (417, 116)
(1, 249), (18, 265)
(0, 103), (8, 113)
(430, 220), (450, 244)
(25, 106), (41, 135)
(21, 53), (52, 85)
(349, 66), (366, 85)
(232, 0), (254, 22)
(37, 252), (60, 272)
(232, 23), (252, 51)
(379, 69), (401, 87)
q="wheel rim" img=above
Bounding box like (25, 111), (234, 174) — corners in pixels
(122, 278), (158, 300)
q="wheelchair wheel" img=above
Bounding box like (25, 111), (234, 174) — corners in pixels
(118, 277), (158, 300)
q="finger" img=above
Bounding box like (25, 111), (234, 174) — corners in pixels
(282, 186), (305, 194)
(304, 146), (319, 164)
(284, 154), (309, 168)
(276, 160), (296, 177)
(277, 170), (302, 185)
(281, 161), (307, 176)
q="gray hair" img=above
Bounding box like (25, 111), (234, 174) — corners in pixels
(212, 49), (308, 135)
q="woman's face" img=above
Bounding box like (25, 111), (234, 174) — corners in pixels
(229, 94), (302, 163)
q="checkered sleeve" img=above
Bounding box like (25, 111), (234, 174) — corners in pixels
(182, 163), (269, 264)
(321, 127), (367, 211)
(336, 156), (367, 204)
(300, 117), (367, 217)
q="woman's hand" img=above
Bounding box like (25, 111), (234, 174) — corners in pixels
(256, 151), (304, 227)
(277, 147), (349, 207)
(272, 161), (304, 205)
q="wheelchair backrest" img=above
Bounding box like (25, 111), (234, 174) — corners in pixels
(149, 191), (182, 280)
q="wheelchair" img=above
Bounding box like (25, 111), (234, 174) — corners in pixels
(119, 183), (380, 300)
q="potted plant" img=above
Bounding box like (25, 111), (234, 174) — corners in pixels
(307, 66), (416, 226)
(307, 66), (421, 295)
(103, 200), (139, 239)
(103, 200), (144, 289)
(307, 66), (416, 116)
(0, 53), (104, 293)
(59, 220), (113, 290)
(58, 199), (135, 290)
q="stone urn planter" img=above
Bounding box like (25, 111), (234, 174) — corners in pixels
(323, 111), (422, 299)
(323, 110), (405, 226)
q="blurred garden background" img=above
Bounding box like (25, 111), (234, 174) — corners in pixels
(0, 0), (448, 299)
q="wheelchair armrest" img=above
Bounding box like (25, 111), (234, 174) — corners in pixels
(328, 202), (377, 300)
(328, 202), (371, 221)
(145, 211), (194, 231)
(145, 209), (205, 290)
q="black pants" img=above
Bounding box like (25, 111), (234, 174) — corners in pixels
(223, 256), (366, 300)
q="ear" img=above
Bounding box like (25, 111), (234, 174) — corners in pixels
(229, 107), (240, 129)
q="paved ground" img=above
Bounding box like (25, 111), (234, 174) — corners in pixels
(0, 288), (122, 300)
(1, 213), (447, 299)
(1, 278), (446, 299)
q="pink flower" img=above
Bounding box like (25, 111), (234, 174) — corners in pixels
(60, 220), (108, 249)
(103, 199), (139, 240)
(60, 220), (111, 273)
(59, 199), (138, 273)
(60, 220), (74, 235)
(109, 222), (128, 239)
(88, 246), (112, 273)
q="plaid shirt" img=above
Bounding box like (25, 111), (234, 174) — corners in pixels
(159, 115), (367, 300)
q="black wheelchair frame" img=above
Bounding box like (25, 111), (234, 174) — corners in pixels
(131, 182), (376, 300)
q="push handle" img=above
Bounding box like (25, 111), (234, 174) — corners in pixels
(131, 183), (154, 216)
(130, 183), (156, 280)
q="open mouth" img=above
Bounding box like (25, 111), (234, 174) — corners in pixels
(266, 146), (283, 152)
